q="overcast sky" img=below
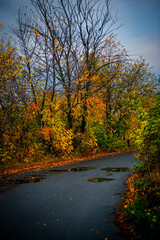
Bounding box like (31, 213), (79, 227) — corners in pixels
(0, 0), (160, 75)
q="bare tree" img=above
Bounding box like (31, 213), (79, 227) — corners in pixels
(72, 0), (119, 133)
(13, 0), (120, 132)
(12, 6), (57, 124)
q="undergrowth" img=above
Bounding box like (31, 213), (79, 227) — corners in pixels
(115, 169), (160, 240)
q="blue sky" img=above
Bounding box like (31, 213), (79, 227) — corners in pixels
(0, 0), (160, 75)
(112, 0), (160, 76)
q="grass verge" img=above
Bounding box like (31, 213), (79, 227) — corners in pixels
(114, 169), (160, 240)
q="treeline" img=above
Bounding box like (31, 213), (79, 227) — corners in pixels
(0, 0), (159, 165)
(116, 95), (160, 239)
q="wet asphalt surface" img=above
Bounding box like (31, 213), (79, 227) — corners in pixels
(0, 152), (138, 240)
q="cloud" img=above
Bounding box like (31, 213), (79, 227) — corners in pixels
(126, 36), (160, 74)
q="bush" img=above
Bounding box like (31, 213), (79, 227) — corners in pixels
(93, 122), (128, 152)
(1, 107), (44, 163)
(123, 172), (160, 239)
(41, 125), (73, 156)
(136, 94), (160, 171)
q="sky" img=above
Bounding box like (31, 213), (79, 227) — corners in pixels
(0, 0), (160, 76)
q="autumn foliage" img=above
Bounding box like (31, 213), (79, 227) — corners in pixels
(0, 0), (159, 166)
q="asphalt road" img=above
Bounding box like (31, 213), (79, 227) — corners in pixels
(0, 152), (138, 240)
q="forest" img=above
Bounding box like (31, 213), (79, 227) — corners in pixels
(0, 0), (159, 169)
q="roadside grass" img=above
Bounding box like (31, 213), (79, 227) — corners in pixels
(115, 169), (160, 240)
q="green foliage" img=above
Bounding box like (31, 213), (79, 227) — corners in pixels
(135, 94), (160, 171)
(121, 94), (160, 239)
(93, 122), (128, 152)
(124, 199), (160, 239)
(133, 161), (146, 171)
(93, 123), (108, 149)
(123, 172), (160, 239)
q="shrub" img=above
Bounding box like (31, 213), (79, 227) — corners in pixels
(135, 94), (160, 171)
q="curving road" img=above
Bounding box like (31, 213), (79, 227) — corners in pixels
(0, 152), (138, 240)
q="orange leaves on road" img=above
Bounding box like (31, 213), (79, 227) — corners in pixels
(1, 150), (134, 176)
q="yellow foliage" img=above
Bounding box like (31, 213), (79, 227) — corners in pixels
(40, 96), (74, 156)
(0, 40), (22, 83)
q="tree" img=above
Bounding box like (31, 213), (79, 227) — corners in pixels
(0, 29), (23, 144)
(12, 6), (48, 125)
(135, 94), (160, 171)
(13, 0), (121, 133)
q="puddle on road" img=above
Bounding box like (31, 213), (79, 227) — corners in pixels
(49, 167), (96, 173)
(88, 177), (115, 183)
(1, 174), (46, 185)
(101, 167), (132, 172)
